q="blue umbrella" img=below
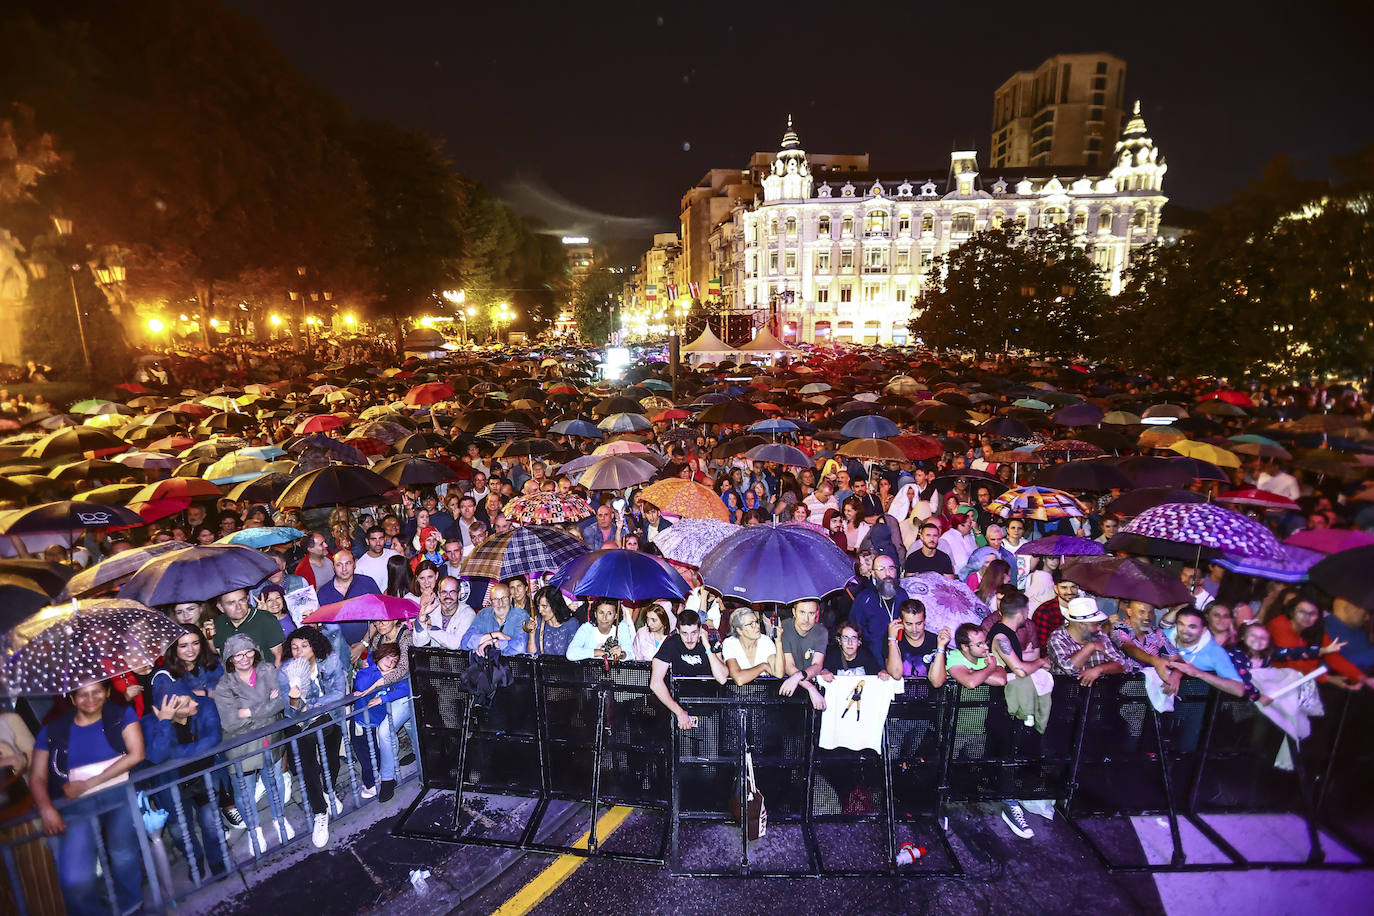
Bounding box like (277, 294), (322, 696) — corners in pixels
(749, 419), (799, 435)
(744, 443), (814, 469)
(1052, 403), (1106, 427)
(698, 524), (854, 605)
(840, 415), (900, 439)
(1216, 544), (1322, 584)
(216, 526), (307, 549)
(119, 545), (279, 605)
(549, 419), (605, 439)
(549, 548), (689, 602)
(287, 434), (366, 465)
(236, 445), (287, 460)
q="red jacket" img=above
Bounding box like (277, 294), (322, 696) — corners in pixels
(1267, 614), (1365, 683)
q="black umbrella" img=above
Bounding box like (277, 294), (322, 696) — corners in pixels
(712, 435), (768, 459)
(22, 426), (126, 458)
(377, 456), (463, 488)
(224, 472), (295, 504)
(0, 559), (75, 597)
(1105, 487), (1207, 517)
(288, 434), (366, 465)
(0, 500), (146, 534)
(395, 432), (452, 454)
(276, 465), (395, 510)
(980, 417), (1033, 439)
(1309, 546), (1374, 607)
(1112, 456), (1196, 489)
(118, 544), (280, 605)
(1033, 459), (1134, 492)
(696, 401), (764, 426)
(58, 540), (195, 601)
(1063, 556), (1194, 606)
(494, 438), (564, 459)
(1168, 456), (1230, 483)
(0, 576), (53, 632)
(1105, 531), (1220, 562)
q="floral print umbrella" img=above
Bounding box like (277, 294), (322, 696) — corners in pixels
(899, 574), (989, 635)
(502, 492), (594, 525)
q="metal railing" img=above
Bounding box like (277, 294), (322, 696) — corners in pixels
(1, 677), (418, 916)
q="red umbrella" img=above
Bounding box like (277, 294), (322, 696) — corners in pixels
(890, 434), (944, 461)
(1216, 488), (1299, 512)
(305, 593), (419, 623)
(295, 414), (347, 435)
(131, 478), (222, 502)
(1198, 390), (1252, 407)
(120, 497), (191, 527)
(146, 435), (198, 453)
(403, 382), (455, 406)
(115, 382), (153, 395)
(171, 402), (214, 418)
(651, 409), (692, 422)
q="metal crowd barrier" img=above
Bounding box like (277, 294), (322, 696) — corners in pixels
(1, 678), (419, 916)
(393, 648), (673, 864)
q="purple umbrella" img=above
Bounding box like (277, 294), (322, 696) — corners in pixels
(1105, 487), (1206, 518)
(744, 443), (815, 469)
(1122, 502), (1284, 561)
(1063, 556), (1193, 607)
(699, 524), (854, 605)
(1113, 456), (1195, 489)
(898, 573), (989, 634)
(550, 548), (689, 602)
(1052, 403), (1106, 427)
(1015, 535), (1105, 557)
(1216, 545), (1323, 584)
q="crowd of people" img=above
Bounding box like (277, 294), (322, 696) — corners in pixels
(0, 339), (1370, 913)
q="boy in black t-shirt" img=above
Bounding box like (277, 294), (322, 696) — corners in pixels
(650, 609), (728, 730)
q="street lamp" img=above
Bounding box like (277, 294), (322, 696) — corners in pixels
(492, 301), (515, 344)
(50, 216), (94, 377)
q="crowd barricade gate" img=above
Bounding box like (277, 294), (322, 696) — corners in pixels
(668, 676), (959, 878)
(394, 648), (672, 864)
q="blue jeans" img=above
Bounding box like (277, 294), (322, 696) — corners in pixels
(379, 697), (414, 782)
(50, 794), (143, 916)
(228, 760), (286, 828)
(155, 783), (228, 879)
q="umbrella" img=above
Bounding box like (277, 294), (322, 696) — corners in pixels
(0, 500), (146, 535)
(216, 526), (306, 549)
(549, 419), (604, 439)
(980, 417), (1033, 439)
(1216, 488), (1300, 512)
(503, 492), (595, 525)
(837, 438), (907, 462)
(897, 573), (989, 634)
(378, 457), (461, 488)
(1015, 536), (1105, 557)
(596, 413), (652, 434)
(1123, 502), (1284, 561)
(73, 483), (144, 505)
(1216, 545), (1323, 584)
(1032, 460), (1133, 492)
(119, 545), (280, 605)
(1052, 403), (1106, 427)
(131, 478), (222, 502)
(549, 548), (689, 602)
(203, 454), (272, 484)
(889, 434), (944, 462)
(305, 594), (421, 624)
(1, 599), (187, 696)
(276, 465), (395, 509)
(698, 524), (853, 605)
(652, 518), (739, 568)
(578, 455), (657, 491)
(1063, 556), (1193, 607)
(295, 414), (347, 435)
(476, 420), (536, 443)
(1309, 546), (1374, 606)
(696, 401), (765, 426)
(460, 525), (590, 581)
(57, 540), (194, 601)
(1105, 487), (1206, 517)
(0, 576), (53, 632)
(287, 434), (367, 465)
(637, 478), (730, 521)
(1229, 438), (1293, 462)
(1036, 439), (1105, 461)
(1283, 529), (1374, 555)
(111, 450), (180, 471)
(224, 472), (295, 504)
(0, 559), (75, 598)
(395, 432), (452, 454)
(1106, 531), (1221, 562)
(403, 382), (455, 406)
(744, 443), (814, 469)
(1167, 456), (1230, 483)
(1113, 456), (1196, 489)
(988, 486), (1083, 521)
(840, 415), (900, 439)
(749, 419), (799, 435)
(48, 459), (138, 483)
(23, 426), (127, 458)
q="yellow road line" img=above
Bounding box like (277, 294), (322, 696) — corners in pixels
(490, 805), (634, 916)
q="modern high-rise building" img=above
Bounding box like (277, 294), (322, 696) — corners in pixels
(991, 53), (1128, 170)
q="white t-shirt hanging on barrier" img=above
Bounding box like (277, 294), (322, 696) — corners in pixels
(818, 675), (903, 753)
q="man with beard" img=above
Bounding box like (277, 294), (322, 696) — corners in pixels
(849, 553), (903, 654)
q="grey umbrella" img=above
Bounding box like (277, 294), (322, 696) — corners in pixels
(58, 540), (194, 601)
(118, 545), (279, 605)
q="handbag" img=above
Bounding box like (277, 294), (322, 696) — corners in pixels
(729, 736), (767, 841)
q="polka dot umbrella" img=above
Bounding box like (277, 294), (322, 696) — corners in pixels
(1, 598), (186, 696)
(1122, 502), (1285, 561)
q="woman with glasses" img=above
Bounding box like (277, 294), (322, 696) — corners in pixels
(214, 634), (292, 850)
(721, 607), (776, 685)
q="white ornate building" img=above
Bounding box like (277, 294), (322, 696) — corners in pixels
(709, 109), (1166, 345)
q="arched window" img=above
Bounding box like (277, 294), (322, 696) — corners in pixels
(818, 215), (831, 237)
(785, 216), (797, 236)
(951, 213), (975, 234)
(1098, 210), (1113, 232)
(841, 215), (854, 237)
(1044, 206), (1067, 225)
(990, 211), (1005, 229)
(920, 213), (935, 233)
(769, 218), (778, 236)
(865, 210), (889, 235)
(1132, 208), (1148, 229)
(1072, 210), (1088, 232)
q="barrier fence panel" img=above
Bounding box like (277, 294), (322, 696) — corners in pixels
(395, 649), (673, 864)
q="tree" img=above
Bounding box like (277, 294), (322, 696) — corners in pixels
(909, 226), (1107, 358)
(572, 268), (622, 345)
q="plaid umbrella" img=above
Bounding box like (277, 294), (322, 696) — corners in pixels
(1014, 535), (1105, 557)
(652, 518), (738, 568)
(638, 478), (730, 521)
(460, 525), (589, 580)
(1123, 502), (1284, 561)
(1, 598), (187, 696)
(57, 540), (194, 600)
(898, 573), (989, 635)
(989, 485), (1083, 521)
(503, 492), (594, 525)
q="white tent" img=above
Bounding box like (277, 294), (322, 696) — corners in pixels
(680, 327), (739, 366)
(737, 328), (797, 363)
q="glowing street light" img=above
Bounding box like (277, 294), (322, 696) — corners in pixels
(269, 314), (282, 326)
(147, 318), (164, 333)
(344, 313), (356, 325)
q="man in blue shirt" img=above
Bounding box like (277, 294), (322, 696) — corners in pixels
(1324, 597), (1374, 672)
(461, 582), (530, 656)
(849, 553), (903, 655)
(315, 550), (380, 654)
(1164, 606), (1247, 697)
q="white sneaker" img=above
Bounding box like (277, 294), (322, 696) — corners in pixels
(311, 813), (329, 848)
(254, 780), (266, 804)
(329, 793), (344, 817)
(359, 784), (377, 799)
(252, 826), (267, 853)
(276, 819), (296, 843)
(281, 772), (293, 804)
(1002, 802), (1035, 839)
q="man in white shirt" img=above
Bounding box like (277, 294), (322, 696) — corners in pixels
(804, 481), (839, 525)
(412, 576), (477, 649)
(937, 509), (978, 574)
(469, 472), (490, 505)
(1256, 464), (1301, 501)
(455, 496), (480, 547)
(354, 526), (399, 592)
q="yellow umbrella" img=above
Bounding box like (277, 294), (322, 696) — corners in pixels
(1169, 439), (1241, 468)
(1138, 428), (1185, 449)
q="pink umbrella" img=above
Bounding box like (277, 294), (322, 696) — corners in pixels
(1283, 529), (1374, 555)
(305, 593), (419, 623)
(1216, 488), (1299, 512)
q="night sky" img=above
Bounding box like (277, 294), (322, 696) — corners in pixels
(226, 0), (1373, 245)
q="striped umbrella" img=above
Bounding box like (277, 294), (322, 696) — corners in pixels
(475, 421), (535, 444)
(502, 492), (594, 525)
(460, 525), (590, 581)
(638, 478), (730, 521)
(988, 485), (1084, 521)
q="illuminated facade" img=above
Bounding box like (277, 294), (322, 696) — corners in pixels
(713, 113), (1166, 346)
